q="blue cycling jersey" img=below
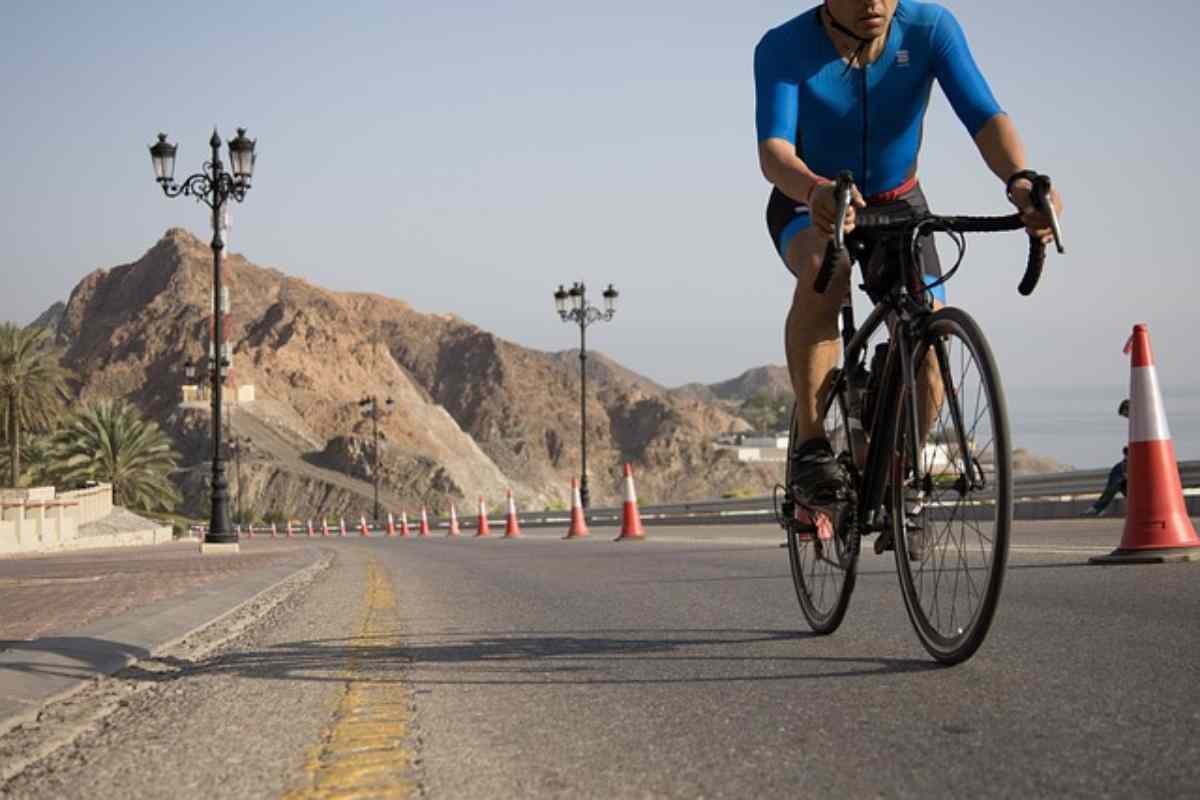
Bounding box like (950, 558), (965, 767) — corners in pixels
(755, 0), (1002, 197)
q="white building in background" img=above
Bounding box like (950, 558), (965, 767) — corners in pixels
(714, 434), (789, 463)
(715, 432), (995, 469)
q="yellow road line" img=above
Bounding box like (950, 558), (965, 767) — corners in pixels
(283, 557), (414, 799)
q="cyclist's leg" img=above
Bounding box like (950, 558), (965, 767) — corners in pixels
(913, 221), (946, 445)
(783, 224), (851, 446)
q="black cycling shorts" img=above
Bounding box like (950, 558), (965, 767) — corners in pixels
(765, 182), (945, 303)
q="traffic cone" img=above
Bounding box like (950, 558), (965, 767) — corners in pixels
(400, 511), (411, 537)
(504, 489), (522, 538)
(419, 507), (431, 537)
(387, 512), (396, 537)
(476, 496), (491, 537)
(339, 518), (347, 537)
(614, 464), (646, 542)
(448, 503), (461, 537)
(1092, 325), (1200, 563)
(564, 478), (589, 540)
(360, 515), (370, 537)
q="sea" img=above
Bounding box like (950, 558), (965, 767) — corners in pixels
(1006, 384), (1200, 470)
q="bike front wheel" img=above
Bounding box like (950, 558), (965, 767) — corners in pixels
(892, 307), (1011, 664)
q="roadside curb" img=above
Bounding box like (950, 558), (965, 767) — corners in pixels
(0, 544), (328, 741)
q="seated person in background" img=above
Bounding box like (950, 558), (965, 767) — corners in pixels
(1082, 400), (1130, 517)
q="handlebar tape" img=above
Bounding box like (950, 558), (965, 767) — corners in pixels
(813, 239), (839, 295)
(1018, 235), (1046, 297)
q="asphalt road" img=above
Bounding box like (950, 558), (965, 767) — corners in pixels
(4, 520), (1198, 798)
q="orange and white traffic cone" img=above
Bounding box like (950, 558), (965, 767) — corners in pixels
(614, 464), (646, 542)
(564, 478), (589, 540)
(400, 511), (411, 538)
(1092, 324), (1200, 563)
(387, 512), (396, 537)
(504, 489), (522, 538)
(419, 507), (431, 537)
(339, 518), (347, 538)
(448, 503), (461, 537)
(476, 496), (491, 537)
(360, 515), (370, 537)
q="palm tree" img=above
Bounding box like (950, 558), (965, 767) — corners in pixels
(0, 323), (70, 487)
(49, 400), (182, 512)
(0, 435), (53, 488)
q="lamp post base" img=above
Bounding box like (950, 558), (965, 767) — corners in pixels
(200, 541), (241, 556)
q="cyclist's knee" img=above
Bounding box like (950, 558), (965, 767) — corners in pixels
(787, 230), (850, 303)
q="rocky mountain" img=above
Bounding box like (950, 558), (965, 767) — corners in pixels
(27, 302), (66, 339)
(673, 365), (793, 407)
(48, 228), (775, 518)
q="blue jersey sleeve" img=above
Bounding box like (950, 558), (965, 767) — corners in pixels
(929, 6), (1003, 136)
(754, 32), (799, 144)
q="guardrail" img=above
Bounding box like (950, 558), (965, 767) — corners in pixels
(510, 461), (1200, 529)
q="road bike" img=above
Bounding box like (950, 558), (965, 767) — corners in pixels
(777, 171), (1063, 664)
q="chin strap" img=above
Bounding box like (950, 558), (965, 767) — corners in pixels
(822, 2), (872, 74)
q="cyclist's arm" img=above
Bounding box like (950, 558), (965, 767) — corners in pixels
(930, 7), (1062, 240)
(754, 32), (825, 202)
(757, 138), (824, 204)
(973, 113), (1027, 185)
(755, 34), (862, 235)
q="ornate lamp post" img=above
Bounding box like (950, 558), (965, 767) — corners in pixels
(554, 282), (618, 509)
(226, 435), (252, 523)
(153, 128), (257, 548)
(359, 395), (395, 524)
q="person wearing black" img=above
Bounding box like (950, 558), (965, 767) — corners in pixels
(1082, 400), (1129, 517)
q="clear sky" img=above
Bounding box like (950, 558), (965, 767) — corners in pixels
(3, 1), (1198, 409)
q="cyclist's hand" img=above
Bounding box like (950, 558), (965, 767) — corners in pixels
(810, 182), (866, 238)
(1008, 179), (1063, 246)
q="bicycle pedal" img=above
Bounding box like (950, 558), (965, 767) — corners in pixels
(874, 529), (894, 554)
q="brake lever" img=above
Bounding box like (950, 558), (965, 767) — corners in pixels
(832, 171), (854, 252)
(1032, 174), (1065, 254)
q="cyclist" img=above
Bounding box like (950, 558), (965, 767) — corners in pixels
(755, 0), (1064, 504)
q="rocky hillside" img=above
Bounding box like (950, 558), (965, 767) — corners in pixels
(28, 302), (67, 338)
(49, 228), (775, 516)
(673, 365), (793, 406)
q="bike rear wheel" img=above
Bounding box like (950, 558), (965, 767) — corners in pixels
(786, 394), (859, 635)
(892, 307), (1011, 664)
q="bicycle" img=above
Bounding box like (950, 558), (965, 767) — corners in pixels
(777, 171), (1064, 664)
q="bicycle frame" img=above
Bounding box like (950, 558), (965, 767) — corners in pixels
(818, 244), (957, 533)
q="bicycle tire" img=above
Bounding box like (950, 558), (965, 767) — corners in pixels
(786, 395), (859, 635)
(891, 306), (1011, 664)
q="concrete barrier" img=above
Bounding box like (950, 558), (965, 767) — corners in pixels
(0, 485), (170, 557)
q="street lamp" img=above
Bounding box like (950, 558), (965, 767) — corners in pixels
(554, 282), (618, 509)
(226, 435), (252, 524)
(359, 395), (395, 524)
(153, 128), (257, 547)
